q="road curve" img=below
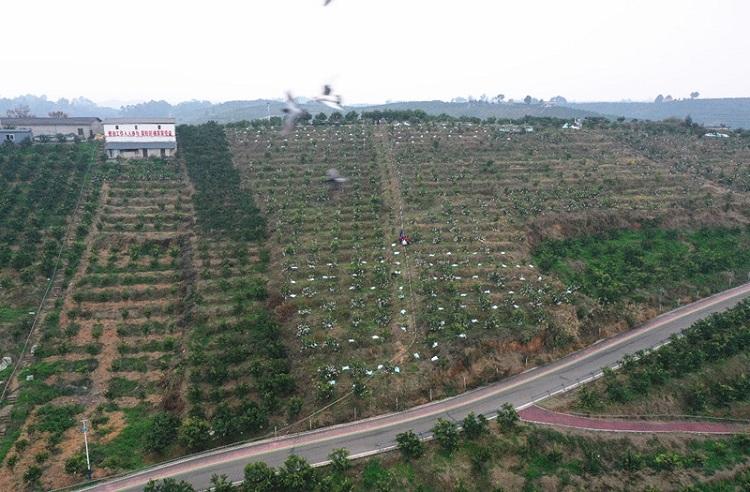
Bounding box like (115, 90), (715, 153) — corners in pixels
(83, 282), (750, 492)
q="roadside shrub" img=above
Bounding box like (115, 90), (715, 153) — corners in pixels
(432, 418), (460, 454)
(328, 448), (350, 473)
(145, 412), (180, 453)
(23, 465), (42, 485)
(497, 403), (519, 432)
(278, 455), (318, 491)
(64, 453), (88, 476)
(243, 462), (277, 492)
(462, 412), (489, 440)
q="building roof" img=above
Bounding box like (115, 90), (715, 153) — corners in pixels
(103, 118), (176, 124)
(0, 128), (32, 133)
(0, 117), (101, 126)
(105, 142), (177, 150)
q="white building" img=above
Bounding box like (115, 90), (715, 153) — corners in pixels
(103, 118), (177, 159)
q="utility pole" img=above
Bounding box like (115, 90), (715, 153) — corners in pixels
(267, 102), (271, 122)
(81, 419), (91, 480)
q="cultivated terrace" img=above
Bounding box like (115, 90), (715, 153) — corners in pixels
(226, 115), (750, 426)
(1, 114), (750, 489)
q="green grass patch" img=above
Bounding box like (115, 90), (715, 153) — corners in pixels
(89, 405), (151, 472)
(110, 357), (150, 372)
(105, 377), (141, 399)
(0, 306), (28, 323)
(534, 226), (750, 304)
(689, 435), (750, 474)
(19, 359), (98, 380)
(31, 403), (84, 436)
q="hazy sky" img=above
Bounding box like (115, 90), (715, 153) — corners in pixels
(4, 0), (749, 105)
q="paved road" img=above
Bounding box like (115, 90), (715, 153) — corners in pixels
(85, 282), (750, 492)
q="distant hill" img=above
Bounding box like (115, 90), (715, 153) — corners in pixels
(0, 94), (119, 118)
(562, 98), (750, 128)
(0, 94), (597, 125)
(3, 94), (749, 128)
(350, 100), (596, 121)
(171, 100), (597, 124)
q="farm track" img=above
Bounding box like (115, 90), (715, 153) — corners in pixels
(373, 127), (422, 364)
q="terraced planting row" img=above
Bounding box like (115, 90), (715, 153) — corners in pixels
(386, 123), (750, 381)
(229, 124), (418, 420)
(228, 121), (750, 416)
(179, 123), (293, 449)
(0, 143), (97, 374)
(613, 120), (750, 193)
(0, 158), (196, 490)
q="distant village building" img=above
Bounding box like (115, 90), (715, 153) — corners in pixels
(562, 118), (583, 130)
(497, 124), (533, 134)
(103, 118), (177, 159)
(1, 129), (32, 144)
(704, 132), (729, 138)
(0, 117), (102, 139)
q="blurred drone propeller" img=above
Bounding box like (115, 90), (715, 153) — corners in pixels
(326, 168), (348, 184)
(281, 92), (309, 135)
(315, 85), (344, 111)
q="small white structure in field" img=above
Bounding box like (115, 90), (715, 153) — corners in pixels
(704, 132), (729, 138)
(562, 118), (583, 130)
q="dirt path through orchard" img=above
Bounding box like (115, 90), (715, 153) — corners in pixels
(372, 127), (421, 365)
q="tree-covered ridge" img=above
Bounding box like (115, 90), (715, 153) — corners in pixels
(534, 227), (750, 305)
(178, 122), (265, 241)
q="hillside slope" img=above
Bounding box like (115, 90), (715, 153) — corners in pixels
(3, 121), (750, 489)
(564, 98), (750, 128)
